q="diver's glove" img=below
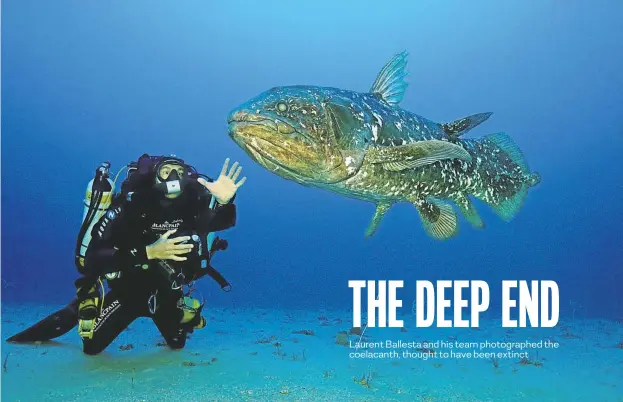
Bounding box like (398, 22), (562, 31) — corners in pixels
(198, 158), (246, 204)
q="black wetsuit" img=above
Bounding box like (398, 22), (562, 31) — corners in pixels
(76, 186), (236, 355)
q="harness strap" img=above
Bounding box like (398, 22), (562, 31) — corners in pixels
(195, 264), (232, 292)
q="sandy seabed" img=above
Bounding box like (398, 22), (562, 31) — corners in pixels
(1, 303), (622, 402)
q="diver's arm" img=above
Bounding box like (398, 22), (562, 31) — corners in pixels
(82, 204), (148, 277)
(195, 170), (241, 232)
(195, 193), (237, 233)
(197, 158), (245, 206)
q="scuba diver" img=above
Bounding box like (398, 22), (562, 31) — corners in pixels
(7, 154), (246, 355)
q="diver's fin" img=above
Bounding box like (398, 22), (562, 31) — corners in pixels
(365, 203), (391, 237)
(451, 194), (485, 229)
(484, 132), (528, 171)
(6, 299), (79, 343)
(370, 51), (409, 106)
(414, 198), (458, 240)
(440, 112), (493, 139)
(366, 140), (472, 172)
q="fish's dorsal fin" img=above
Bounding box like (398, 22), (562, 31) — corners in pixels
(370, 51), (409, 106)
(440, 112), (493, 139)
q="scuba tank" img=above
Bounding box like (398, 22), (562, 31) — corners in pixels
(74, 162), (115, 340)
(75, 162), (115, 270)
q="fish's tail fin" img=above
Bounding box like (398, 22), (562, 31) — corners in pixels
(484, 182), (529, 222)
(474, 133), (540, 222)
(527, 172), (541, 187)
(484, 133), (541, 188)
(484, 132), (530, 172)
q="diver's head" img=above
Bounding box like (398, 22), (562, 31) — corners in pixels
(154, 157), (188, 199)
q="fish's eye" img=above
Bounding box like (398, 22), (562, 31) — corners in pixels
(277, 102), (288, 112)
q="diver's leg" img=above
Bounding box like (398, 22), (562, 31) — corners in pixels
(153, 318), (188, 350)
(151, 291), (188, 350)
(81, 290), (138, 355)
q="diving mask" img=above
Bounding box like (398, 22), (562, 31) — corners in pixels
(157, 162), (187, 182)
(154, 159), (188, 196)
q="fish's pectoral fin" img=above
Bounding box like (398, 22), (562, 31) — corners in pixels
(451, 194), (485, 229)
(413, 198), (458, 240)
(440, 112), (493, 139)
(366, 140), (472, 172)
(369, 51), (409, 106)
(365, 203), (391, 237)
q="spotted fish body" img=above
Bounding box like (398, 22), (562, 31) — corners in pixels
(228, 52), (540, 239)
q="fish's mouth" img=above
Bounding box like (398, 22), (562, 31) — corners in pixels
(239, 136), (314, 182)
(241, 135), (286, 165)
(228, 110), (297, 135)
(228, 111), (313, 181)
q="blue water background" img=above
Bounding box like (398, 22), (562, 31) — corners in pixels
(2, 1), (622, 321)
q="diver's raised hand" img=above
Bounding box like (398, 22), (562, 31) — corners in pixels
(199, 158), (246, 204)
(145, 230), (193, 261)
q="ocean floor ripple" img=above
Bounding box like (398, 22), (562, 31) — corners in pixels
(2, 303), (622, 401)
